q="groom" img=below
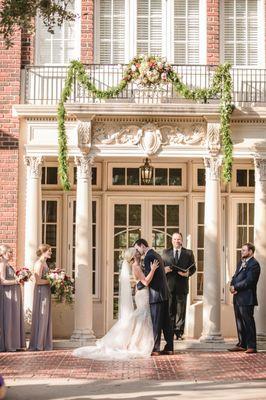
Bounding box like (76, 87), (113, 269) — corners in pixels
(134, 238), (174, 355)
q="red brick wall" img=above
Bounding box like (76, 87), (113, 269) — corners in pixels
(207, 0), (220, 65)
(81, 0), (94, 63)
(0, 32), (21, 262)
(21, 31), (35, 67)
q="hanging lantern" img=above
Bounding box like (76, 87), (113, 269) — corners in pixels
(140, 158), (153, 185)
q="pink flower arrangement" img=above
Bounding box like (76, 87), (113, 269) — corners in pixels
(124, 55), (173, 87)
(15, 267), (32, 283)
(45, 268), (74, 304)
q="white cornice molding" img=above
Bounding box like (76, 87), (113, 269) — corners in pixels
(65, 103), (222, 117)
(12, 103), (266, 121)
(12, 103), (221, 118)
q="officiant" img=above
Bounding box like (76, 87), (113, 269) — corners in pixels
(163, 232), (196, 340)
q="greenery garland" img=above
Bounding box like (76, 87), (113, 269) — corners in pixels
(57, 56), (233, 190)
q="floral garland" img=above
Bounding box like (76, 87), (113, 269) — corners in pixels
(58, 56), (233, 190)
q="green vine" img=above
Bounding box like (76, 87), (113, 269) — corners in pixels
(57, 57), (233, 190)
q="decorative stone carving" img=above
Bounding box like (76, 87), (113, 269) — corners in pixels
(135, 123), (162, 155)
(204, 156), (222, 181)
(94, 125), (140, 145)
(160, 124), (205, 145)
(93, 122), (206, 155)
(254, 156), (266, 182)
(77, 120), (92, 153)
(24, 156), (43, 179)
(205, 122), (221, 156)
(75, 154), (94, 180)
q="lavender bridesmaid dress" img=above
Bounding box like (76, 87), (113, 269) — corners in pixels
(29, 264), (53, 351)
(0, 265), (25, 352)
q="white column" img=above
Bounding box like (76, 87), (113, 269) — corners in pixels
(200, 155), (224, 342)
(71, 154), (95, 342)
(23, 156), (43, 324)
(254, 155), (266, 346)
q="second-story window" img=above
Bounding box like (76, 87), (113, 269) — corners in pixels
(35, 0), (79, 64)
(99, 0), (125, 63)
(137, 0), (162, 56)
(173, 0), (200, 64)
(96, 0), (205, 64)
(223, 0), (258, 66)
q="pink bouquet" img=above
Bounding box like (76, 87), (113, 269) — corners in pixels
(15, 267), (32, 283)
(45, 268), (74, 304)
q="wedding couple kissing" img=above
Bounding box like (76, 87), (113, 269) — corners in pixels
(73, 238), (174, 360)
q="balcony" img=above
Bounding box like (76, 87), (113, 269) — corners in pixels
(22, 64), (266, 106)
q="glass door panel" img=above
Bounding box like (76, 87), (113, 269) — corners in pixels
(151, 203), (181, 254)
(113, 203), (142, 318)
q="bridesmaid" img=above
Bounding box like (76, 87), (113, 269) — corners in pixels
(29, 244), (53, 351)
(0, 244), (25, 352)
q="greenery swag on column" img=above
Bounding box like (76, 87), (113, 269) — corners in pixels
(57, 56), (233, 191)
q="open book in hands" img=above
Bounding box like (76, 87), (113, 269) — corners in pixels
(170, 263), (195, 273)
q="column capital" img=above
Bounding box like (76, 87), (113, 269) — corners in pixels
(74, 154), (94, 180)
(24, 156), (43, 179)
(253, 155), (266, 182)
(204, 156), (222, 181)
(205, 121), (221, 157)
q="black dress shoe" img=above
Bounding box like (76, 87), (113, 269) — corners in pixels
(161, 350), (174, 355)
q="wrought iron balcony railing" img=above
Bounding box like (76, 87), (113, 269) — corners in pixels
(22, 64), (266, 105)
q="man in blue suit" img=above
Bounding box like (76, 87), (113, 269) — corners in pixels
(134, 238), (174, 356)
(229, 242), (261, 354)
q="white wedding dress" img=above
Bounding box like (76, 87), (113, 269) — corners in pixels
(73, 261), (154, 360)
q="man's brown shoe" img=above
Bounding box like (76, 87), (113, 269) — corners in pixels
(228, 346), (246, 352)
(151, 351), (161, 356)
(245, 348), (257, 353)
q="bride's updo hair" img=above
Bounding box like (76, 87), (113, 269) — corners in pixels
(0, 244), (12, 258)
(124, 247), (136, 263)
(36, 244), (51, 258)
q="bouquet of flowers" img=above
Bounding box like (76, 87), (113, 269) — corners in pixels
(45, 269), (74, 304)
(15, 267), (32, 283)
(123, 55), (173, 87)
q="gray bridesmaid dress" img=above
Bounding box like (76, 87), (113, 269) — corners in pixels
(29, 264), (53, 351)
(0, 265), (26, 352)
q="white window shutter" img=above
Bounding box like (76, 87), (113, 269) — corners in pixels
(136, 0), (162, 56)
(223, 0), (258, 66)
(36, 0), (76, 65)
(99, 0), (125, 63)
(173, 0), (200, 64)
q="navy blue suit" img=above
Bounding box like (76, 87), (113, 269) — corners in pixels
(137, 249), (173, 352)
(231, 256), (261, 349)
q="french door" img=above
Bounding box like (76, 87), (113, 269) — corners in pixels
(108, 197), (185, 325)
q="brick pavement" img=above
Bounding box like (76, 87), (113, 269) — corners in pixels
(0, 350), (265, 383)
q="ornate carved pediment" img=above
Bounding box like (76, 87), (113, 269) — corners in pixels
(93, 122), (206, 155)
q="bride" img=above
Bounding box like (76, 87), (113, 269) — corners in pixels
(73, 247), (159, 360)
